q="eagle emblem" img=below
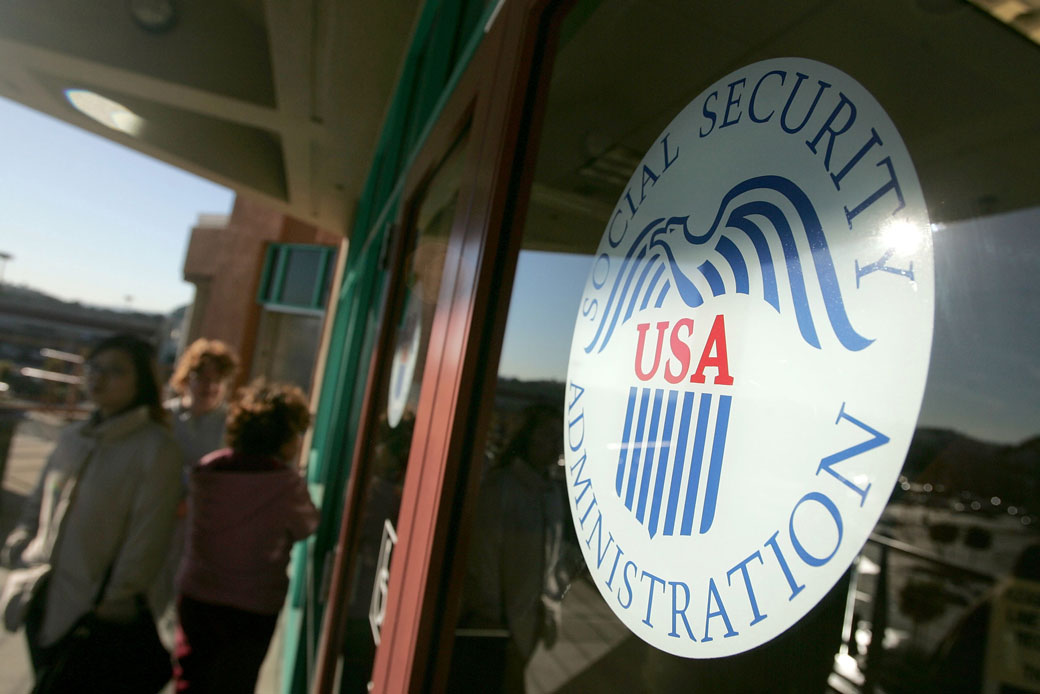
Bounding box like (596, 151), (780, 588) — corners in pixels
(585, 175), (872, 355)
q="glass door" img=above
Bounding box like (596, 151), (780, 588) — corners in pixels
(329, 135), (468, 693)
(446, 1), (1040, 693)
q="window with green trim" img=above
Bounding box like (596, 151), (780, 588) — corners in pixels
(258, 244), (337, 312)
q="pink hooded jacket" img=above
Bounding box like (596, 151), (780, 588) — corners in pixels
(176, 449), (319, 615)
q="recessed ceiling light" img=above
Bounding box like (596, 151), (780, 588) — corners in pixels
(130, 0), (177, 33)
(64, 89), (144, 136)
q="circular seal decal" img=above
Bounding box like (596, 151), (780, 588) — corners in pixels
(564, 58), (934, 658)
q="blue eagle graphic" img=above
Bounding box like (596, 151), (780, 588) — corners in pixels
(584, 175), (872, 355)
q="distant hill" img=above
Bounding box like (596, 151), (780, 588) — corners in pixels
(495, 377), (566, 411)
(0, 284), (166, 341)
(0, 283), (164, 321)
(903, 426), (1039, 510)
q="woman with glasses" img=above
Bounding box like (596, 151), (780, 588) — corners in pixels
(0, 333), (181, 691)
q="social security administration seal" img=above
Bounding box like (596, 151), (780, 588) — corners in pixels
(563, 57), (934, 658)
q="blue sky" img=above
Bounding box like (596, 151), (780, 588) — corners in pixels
(0, 96), (234, 313)
(498, 249), (591, 381)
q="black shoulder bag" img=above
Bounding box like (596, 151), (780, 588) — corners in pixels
(31, 449), (173, 694)
(32, 569), (172, 694)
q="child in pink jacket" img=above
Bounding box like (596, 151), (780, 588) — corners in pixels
(174, 381), (319, 693)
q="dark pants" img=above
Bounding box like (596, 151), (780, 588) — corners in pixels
(21, 574), (62, 678)
(446, 635), (527, 694)
(173, 595), (278, 694)
(23, 582), (56, 675)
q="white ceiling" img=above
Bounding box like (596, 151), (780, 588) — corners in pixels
(0, 0), (422, 234)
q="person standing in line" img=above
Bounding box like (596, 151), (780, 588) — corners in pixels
(452, 404), (579, 694)
(173, 380), (319, 693)
(165, 338), (240, 471)
(0, 333), (181, 686)
(151, 338), (239, 645)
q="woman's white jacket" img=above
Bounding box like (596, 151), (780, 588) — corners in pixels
(8, 406), (181, 645)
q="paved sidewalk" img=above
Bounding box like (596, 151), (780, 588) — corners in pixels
(0, 411), (59, 694)
(0, 411), (285, 694)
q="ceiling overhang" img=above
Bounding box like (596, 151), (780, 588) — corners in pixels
(0, 0), (422, 235)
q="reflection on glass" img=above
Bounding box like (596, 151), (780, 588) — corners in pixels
(281, 248), (325, 306)
(250, 309), (324, 391)
(452, 404), (583, 692)
(335, 135), (467, 694)
(451, 0), (1040, 692)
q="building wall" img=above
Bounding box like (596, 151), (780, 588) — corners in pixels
(181, 196), (340, 385)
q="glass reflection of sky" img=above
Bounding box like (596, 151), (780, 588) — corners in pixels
(498, 206), (1040, 447)
(497, 250), (591, 382)
(919, 205), (1040, 445)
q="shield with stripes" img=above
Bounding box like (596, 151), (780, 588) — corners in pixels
(615, 387), (732, 538)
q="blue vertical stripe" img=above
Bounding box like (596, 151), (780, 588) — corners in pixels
(699, 395), (732, 534)
(615, 388), (735, 539)
(714, 236), (749, 295)
(597, 245), (648, 354)
(698, 260), (726, 297)
(625, 388), (651, 510)
(635, 389), (664, 524)
(640, 263), (667, 311)
(655, 280), (670, 308)
(662, 391), (694, 536)
(728, 210), (780, 312)
(624, 255), (662, 323)
(647, 390), (678, 538)
(680, 393), (712, 536)
(615, 387), (638, 496)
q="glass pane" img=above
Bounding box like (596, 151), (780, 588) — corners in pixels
(320, 250), (335, 309)
(334, 132), (468, 693)
(280, 247), (324, 306)
(451, 2), (1040, 693)
(250, 309), (324, 391)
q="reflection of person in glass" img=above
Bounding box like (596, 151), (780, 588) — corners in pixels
(339, 413), (413, 694)
(933, 542), (1040, 693)
(456, 404), (573, 693)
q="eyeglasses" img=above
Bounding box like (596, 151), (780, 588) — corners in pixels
(188, 370), (224, 385)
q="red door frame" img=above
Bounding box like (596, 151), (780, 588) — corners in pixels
(311, 15), (507, 692)
(315, 1), (570, 691)
(371, 0), (572, 691)
(310, 41), (493, 692)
